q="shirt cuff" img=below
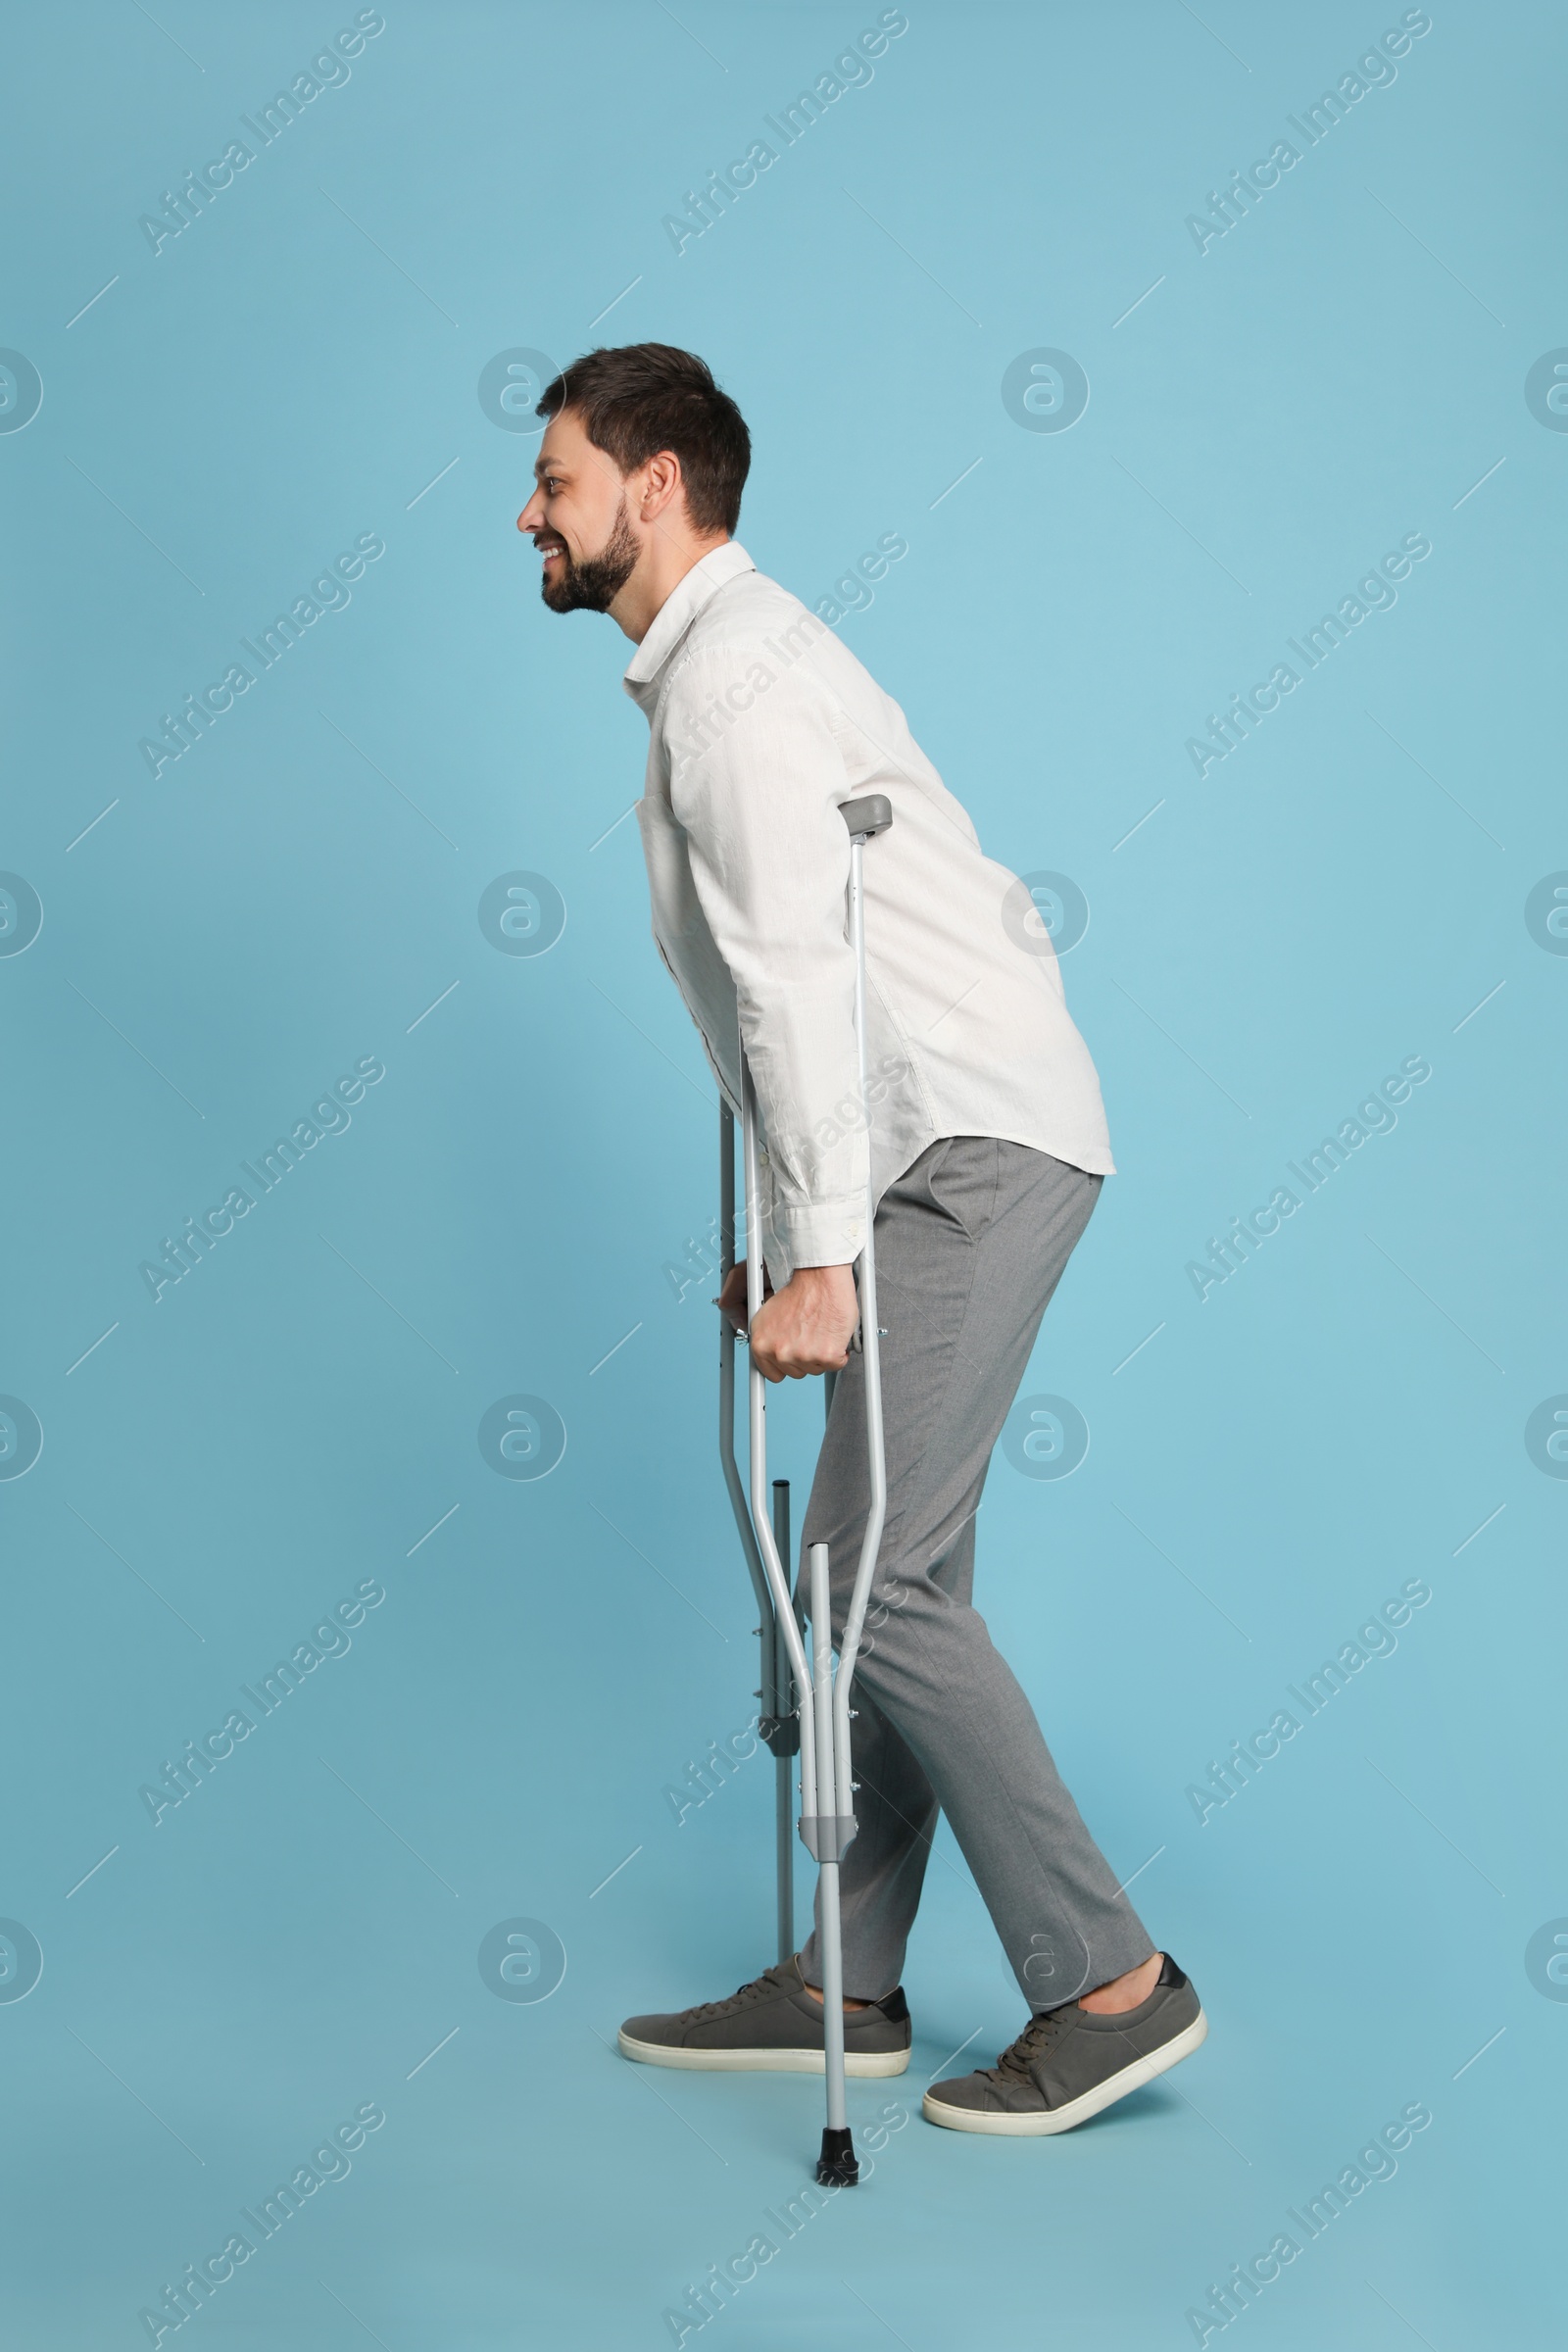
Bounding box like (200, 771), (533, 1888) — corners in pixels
(761, 1195), (866, 1286)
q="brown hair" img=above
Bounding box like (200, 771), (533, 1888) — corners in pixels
(536, 343), (751, 535)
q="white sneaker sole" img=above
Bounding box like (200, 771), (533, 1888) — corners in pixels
(617, 2029), (910, 2077)
(921, 2009), (1208, 2135)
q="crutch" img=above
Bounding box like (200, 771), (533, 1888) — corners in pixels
(717, 793), (892, 2188)
(717, 1104), (798, 1965)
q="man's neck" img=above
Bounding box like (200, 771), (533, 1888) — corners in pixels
(611, 532), (730, 644)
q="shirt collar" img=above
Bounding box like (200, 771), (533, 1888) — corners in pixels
(621, 540), (757, 710)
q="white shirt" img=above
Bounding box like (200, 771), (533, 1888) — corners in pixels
(625, 542), (1114, 1286)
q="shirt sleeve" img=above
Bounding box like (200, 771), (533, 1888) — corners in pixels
(666, 636), (866, 1279)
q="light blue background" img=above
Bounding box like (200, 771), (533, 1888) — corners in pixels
(2, 3), (1562, 2344)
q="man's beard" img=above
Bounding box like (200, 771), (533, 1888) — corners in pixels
(540, 497), (640, 614)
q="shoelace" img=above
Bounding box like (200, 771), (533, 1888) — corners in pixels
(683, 1965), (792, 2024)
(979, 2005), (1070, 2086)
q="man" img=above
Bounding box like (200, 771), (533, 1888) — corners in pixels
(517, 344), (1205, 2135)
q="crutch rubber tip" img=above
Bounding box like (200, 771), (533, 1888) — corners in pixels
(816, 2127), (860, 2186)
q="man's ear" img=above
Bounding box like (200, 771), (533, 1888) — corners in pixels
(638, 449), (685, 522)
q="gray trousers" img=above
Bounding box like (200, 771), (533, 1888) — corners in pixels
(797, 1136), (1155, 2010)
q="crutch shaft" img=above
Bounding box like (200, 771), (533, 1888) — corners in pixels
(809, 1542), (849, 2137)
(832, 832), (890, 1788)
(718, 1105), (775, 1648)
(809, 802), (893, 2192)
(770, 1480), (795, 1963)
(741, 1064), (818, 1821)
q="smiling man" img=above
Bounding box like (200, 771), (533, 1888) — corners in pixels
(517, 342), (1206, 2136)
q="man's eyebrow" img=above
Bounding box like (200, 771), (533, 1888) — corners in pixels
(532, 454), (565, 478)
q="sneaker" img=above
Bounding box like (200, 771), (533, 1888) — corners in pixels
(922, 1953), (1206, 2135)
(618, 1956), (911, 2076)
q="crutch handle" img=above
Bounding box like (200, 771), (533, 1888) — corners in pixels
(838, 794), (892, 841)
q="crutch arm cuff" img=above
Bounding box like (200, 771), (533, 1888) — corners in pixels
(837, 794), (892, 840)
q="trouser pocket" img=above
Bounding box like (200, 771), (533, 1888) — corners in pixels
(920, 1135), (1001, 1246)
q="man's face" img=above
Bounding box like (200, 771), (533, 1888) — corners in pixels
(516, 410), (641, 613)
